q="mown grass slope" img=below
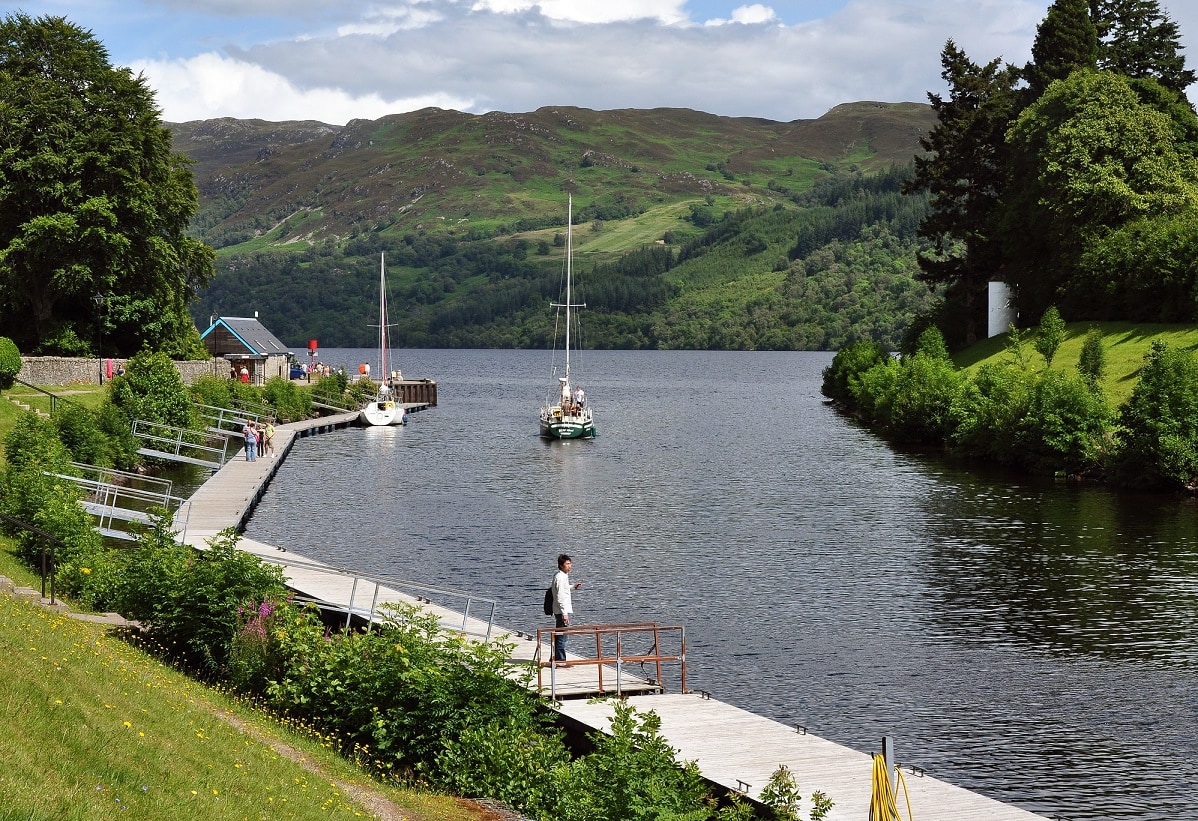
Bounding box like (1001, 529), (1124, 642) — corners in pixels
(953, 322), (1198, 405)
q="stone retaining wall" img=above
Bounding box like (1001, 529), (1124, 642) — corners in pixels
(17, 356), (220, 386)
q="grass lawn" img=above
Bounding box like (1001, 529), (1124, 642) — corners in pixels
(952, 322), (1198, 406)
(0, 567), (493, 821)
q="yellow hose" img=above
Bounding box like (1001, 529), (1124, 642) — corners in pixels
(869, 754), (914, 820)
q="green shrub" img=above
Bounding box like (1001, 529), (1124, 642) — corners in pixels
(821, 341), (890, 405)
(265, 601), (544, 777)
(1113, 341), (1198, 489)
(110, 350), (194, 430)
(190, 374), (235, 410)
(0, 413), (100, 567)
(1034, 306), (1066, 367)
(0, 336), (20, 390)
(548, 701), (711, 821)
(93, 401), (139, 470)
(1017, 370), (1112, 475)
(52, 403), (111, 467)
(855, 354), (961, 444)
(228, 595), (293, 694)
(434, 719), (570, 816)
(262, 375), (312, 422)
(115, 525), (288, 678)
(1077, 325), (1106, 389)
(950, 363), (1034, 463)
(311, 370), (352, 407)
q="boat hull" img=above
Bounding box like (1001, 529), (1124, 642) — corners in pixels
(540, 408), (595, 439)
(360, 399), (401, 426)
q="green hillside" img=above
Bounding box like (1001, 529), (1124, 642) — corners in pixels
(173, 103), (938, 351)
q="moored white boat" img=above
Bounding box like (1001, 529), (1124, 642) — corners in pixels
(359, 253), (406, 427)
(539, 196), (596, 440)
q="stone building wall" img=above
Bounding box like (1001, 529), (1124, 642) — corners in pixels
(17, 357), (220, 386)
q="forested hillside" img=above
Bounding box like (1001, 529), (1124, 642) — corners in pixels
(193, 167), (934, 350)
(179, 103), (938, 350)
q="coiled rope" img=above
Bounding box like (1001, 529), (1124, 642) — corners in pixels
(869, 753), (913, 821)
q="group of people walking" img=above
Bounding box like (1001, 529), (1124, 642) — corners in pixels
(241, 418), (275, 462)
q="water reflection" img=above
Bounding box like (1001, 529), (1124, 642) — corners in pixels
(920, 471), (1198, 664)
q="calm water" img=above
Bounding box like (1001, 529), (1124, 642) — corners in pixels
(244, 348), (1198, 820)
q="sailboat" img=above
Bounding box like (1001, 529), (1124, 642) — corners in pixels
(539, 196), (596, 439)
(359, 253), (407, 426)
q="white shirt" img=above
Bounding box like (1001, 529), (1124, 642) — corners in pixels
(552, 569), (573, 616)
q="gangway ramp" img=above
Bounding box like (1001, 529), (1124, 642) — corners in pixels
(132, 419), (233, 468)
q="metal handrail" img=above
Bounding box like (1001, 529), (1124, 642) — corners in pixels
(68, 462), (173, 497)
(534, 622), (687, 700)
(195, 403), (265, 435)
(246, 550), (499, 641)
(10, 378), (84, 415)
(55, 473), (192, 541)
(131, 419), (232, 467)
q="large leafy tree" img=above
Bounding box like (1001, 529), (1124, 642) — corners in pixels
(0, 14), (213, 356)
(1091, 0), (1197, 94)
(999, 69), (1198, 320)
(906, 41), (1019, 347)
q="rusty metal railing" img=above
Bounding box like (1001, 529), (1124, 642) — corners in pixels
(534, 622), (686, 700)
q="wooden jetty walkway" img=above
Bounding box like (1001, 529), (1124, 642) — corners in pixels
(174, 414), (1056, 821)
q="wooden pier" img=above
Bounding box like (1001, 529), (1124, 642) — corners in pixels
(174, 415), (1054, 821)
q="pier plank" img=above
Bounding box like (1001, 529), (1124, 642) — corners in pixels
(556, 695), (1049, 821)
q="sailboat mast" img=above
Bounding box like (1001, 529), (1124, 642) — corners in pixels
(564, 196), (572, 386)
(378, 253), (388, 381)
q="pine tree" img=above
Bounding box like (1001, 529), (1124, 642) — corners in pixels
(1090, 0), (1196, 94)
(1025, 0), (1100, 95)
(906, 41), (1019, 347)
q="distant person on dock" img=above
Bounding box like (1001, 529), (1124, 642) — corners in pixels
(551, 554), (582, 662)
(242, 420), (258, 462)
(263, 419), (276, 458)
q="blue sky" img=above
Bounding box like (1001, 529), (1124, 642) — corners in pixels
(13, 1), (1198, 124)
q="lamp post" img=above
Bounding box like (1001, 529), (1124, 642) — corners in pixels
(92, 292), (105, 385)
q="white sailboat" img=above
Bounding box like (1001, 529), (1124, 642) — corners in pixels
(359, 253), (406, 426)
(539, 196), (596, 439)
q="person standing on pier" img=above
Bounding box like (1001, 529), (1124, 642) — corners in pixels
(551, 554), (582, 662)
(242, 420), (258, 462)
(262, 419), (276, 458)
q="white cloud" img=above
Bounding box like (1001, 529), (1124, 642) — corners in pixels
(136, 53), (475, 123)
(705, 4), (779, 26)
(469, 0), (689, 25)
(106, 0), (1198, 124)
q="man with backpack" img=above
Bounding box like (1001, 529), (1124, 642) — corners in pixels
(549, 554), (582, 662)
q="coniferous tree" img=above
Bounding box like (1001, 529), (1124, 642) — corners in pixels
(906, 41), (1019, 347)
(1090, 0), (1196, 94)
(1025, 0), (1100, 96)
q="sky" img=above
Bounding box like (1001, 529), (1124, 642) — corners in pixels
(12, 1), (1198, 125)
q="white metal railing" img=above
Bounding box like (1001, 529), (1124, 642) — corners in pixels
(248, 551), (499, 641)
(131, 419), (232, 468)
(194, 403), (264, 437)
(69, 462), (174, 497)
(55, 472), (191, 542)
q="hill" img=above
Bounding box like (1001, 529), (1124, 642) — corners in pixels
(171, 103), (938, 350)
(170, 102), (934, 247)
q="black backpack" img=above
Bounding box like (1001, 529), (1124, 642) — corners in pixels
(543, 585), (554, 615)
